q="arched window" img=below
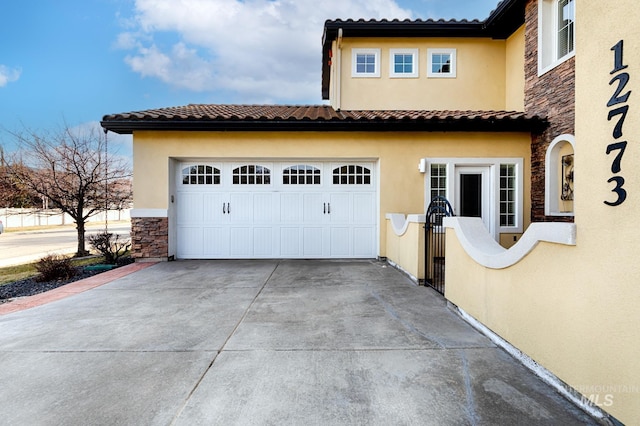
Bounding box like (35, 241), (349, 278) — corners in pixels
(232, 165), (271, 185)
(283, 165), (321, 185)
(182, 165), (220, 185)
(332, 165), (371, 185)
(545, 134), (575, 216)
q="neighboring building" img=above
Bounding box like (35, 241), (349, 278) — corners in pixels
(102, 0), (640, 423)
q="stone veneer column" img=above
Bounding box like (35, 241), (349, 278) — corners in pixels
(524, 0), (575, 223)
(131, 217), (169, 260)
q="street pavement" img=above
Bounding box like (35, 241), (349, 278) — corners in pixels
(0, 222), (130, 267)
(0, 260), (598, 425)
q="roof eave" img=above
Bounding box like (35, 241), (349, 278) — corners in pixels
(100, 117), (547, 135)
(484, 0), (527, 39)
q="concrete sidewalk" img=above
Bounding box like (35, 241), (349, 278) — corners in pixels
(0, 260), (596, 425)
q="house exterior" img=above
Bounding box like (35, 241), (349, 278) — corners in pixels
(101, 0), (546, 265)
(102, 0), (639, 423)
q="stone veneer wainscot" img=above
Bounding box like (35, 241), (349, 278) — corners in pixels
(131, 217), (169, 260)
(524, 0), (575, 223)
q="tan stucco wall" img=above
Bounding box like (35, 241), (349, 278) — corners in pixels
(385, 220), (424, 280)
(445, 2), (640, 423)
(505, 25), (526, 111)
(336, 37), (507, 111)
(133, 131), (531, 258)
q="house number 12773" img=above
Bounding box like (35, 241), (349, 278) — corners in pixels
(605, 40), (631, 206)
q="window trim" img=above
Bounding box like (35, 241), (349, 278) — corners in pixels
(282, 164), (322, 185)
(231, 164), (272, 186)
(332, 164), (372, 186)
(389, 48), (419, 78)
(351, 48), (381, 78)
(429, 163), (447, 200)
(180, 164), (221, 185)
(499, 164), (518, 227)
(538, 0), (576, 76)
(424, 158), (524, 239)
(427, 48), (457, 78)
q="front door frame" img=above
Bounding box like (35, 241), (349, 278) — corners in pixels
(455, 166), (493, 237)
(423, 157), (525, 242)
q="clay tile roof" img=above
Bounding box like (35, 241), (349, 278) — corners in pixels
(101, 104), (546, 134)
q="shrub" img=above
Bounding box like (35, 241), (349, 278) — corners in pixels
(88, 231), (131, 265)
(35, 254), (76, 282)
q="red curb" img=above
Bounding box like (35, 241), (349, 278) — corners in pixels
(0, 262), (157, 316)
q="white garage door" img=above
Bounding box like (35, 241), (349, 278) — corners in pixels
(176, 161), (377, 259)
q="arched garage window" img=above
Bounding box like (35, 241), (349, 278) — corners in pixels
(545, 134), (575, 216)
(182, 165), (220, 185)
(233, 165), (271, 185)
(333, 165), (371, 185)
(283, 165), (321, 185)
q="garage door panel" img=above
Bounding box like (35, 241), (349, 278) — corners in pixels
(353, 193), (376, 224)
(203, 193), (226, 224)
(330, 227), (351, 256)
(203, 227), (229, 257)
(281, 193), (301, 222)
(229, 193), (253, 223)
(230, 227), (253, 256)
(252, 192), (278, 224)
(303, 193), (323, 223)
(177, 193), (203, 225)
(303, 227), (323, 256)
(253, 227), (273, 256)
(328, 193), (351, 223)
(353, 227), (375, 257)
(177, 227), (203, 257)
(281, 227), (301, 256)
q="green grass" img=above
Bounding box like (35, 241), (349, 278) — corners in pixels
(0, 256), (105, 286)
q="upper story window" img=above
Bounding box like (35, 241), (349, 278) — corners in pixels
(427, 48), (457, 78)
(390, 49), (419, 78)
(557, 0), (575, 58)
(539, 0), (575, 74)
(232, 165), (271, 185)
(352, 48), (380, 78)
(182, 165), (220, 185)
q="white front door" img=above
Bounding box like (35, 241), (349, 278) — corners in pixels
(175, 161), (377, 259)
(455, 166), (492, 236)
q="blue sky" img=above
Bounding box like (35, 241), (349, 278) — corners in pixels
(0, 0), (500, 153)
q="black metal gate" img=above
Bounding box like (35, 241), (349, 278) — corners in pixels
(424, 196), (455, 295)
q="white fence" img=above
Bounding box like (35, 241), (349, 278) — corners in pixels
(0, 208), (131, 229)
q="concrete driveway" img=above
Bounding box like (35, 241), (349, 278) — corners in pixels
(0, 260), (595, 425)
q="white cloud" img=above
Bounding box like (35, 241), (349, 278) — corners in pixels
(70, 121), (133, 159)
(118, 0), (412, 103)
(0, 65), (21, 87)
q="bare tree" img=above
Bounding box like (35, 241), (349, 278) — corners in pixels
(6, 125), (132, 256)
